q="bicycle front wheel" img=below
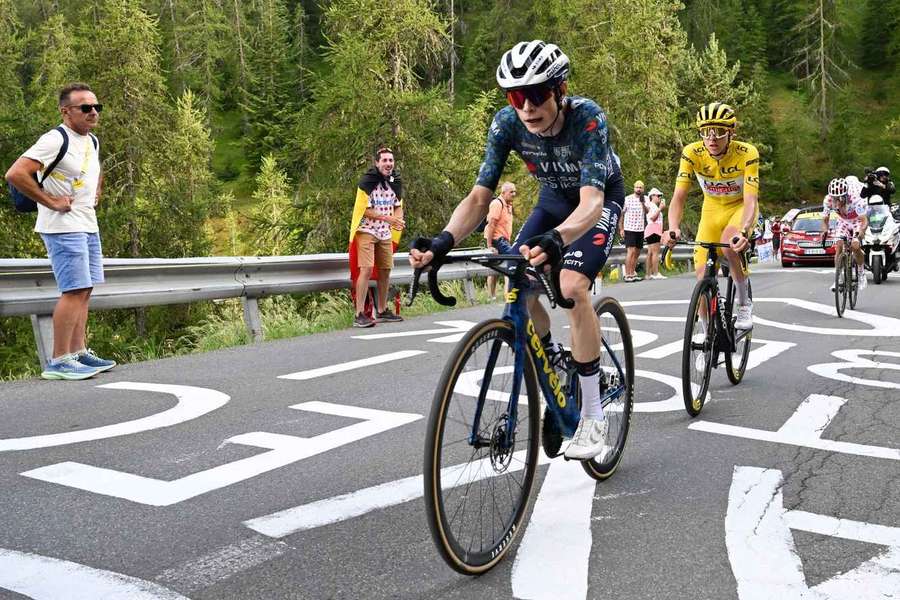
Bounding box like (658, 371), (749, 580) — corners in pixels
(682, 280), (716, 416)
(849, 260), (859, 309)
(834, 254), (847, 317)
(423, 318), (540, 575)
(725, 277), (752, 385)
(582, 297), (635, 480)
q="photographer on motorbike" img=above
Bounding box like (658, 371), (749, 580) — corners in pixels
(861, 167), (895, 205)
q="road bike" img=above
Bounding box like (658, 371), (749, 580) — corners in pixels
(671, 237), (752, 417)
(830, 235), (859, 317)
(408, 249), (635, 575)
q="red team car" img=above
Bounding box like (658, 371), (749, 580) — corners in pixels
(779, 207), (839, 267)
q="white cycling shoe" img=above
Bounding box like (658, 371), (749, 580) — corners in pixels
(734, 302), (753, 330)
(858, 268), (867, 290)
(564, 417), (610, 461)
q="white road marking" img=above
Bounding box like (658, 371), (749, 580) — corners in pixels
(636, 337), (795, 370)
(245, 450), (552, 538)
(0, 547), (189, 599)
(156, 536), (290, 592)
(623, 297), (900, 336)
(22, 402), (421, 506)
(691, 394), (900, 461)
(807, 349), (900, 390)
(511, 459), (594, 600)
(753, 298), (900, 336)
(351, 320), (476, 342)
(278, 350), (425, 380)
(727, 466), (900, 599)
(0, 382), (229, 452)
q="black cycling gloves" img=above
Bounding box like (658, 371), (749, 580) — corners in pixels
(524, 229), (566, 266)
(412, 231), (455, 263)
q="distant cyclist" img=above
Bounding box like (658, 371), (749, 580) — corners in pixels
(823, 177), (869, 291)
(409, 40), (625, 460)
(665, 102), (759, 330)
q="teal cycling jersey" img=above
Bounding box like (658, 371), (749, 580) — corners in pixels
(475, 96), (622, 208)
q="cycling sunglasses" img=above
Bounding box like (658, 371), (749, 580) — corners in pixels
(699, 126), (729, 140)
(68, 103), (103, 114)
(506, 85), (555, 110)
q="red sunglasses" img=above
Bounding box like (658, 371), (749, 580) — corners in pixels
(506, 85), (555, 110)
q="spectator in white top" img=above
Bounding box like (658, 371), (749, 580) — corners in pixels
(5, 82), (116, 380)
(619, 179), (648, 281)
(643, 188), (666, 279)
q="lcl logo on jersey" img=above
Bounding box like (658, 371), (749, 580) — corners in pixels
(721, 165), (741, 175)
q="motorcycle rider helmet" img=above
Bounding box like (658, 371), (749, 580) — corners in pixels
(875, 166), (891, 177)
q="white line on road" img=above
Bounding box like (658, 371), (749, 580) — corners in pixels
(278, 350), (426, 380)
(0, 382), (229, 452)
(244, 451), (551, 538)
(22, 403), (422, 506)
(156, 536), (290, 592)
(350, 320), (476, 341)
(0, 548), (189, 599)
(807, 349), (900, 390)
(691, 394), (900, 461)
(511, 459), (595, 600)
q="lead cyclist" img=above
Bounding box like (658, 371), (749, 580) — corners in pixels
(409, 40), (626, 461)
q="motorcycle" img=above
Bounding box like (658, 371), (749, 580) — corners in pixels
(863, 197), (900, 284)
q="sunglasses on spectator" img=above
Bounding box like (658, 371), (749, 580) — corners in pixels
(699, 126), (729, 140)
(68, 104), (103, 114)
(506, 85), (554, 110)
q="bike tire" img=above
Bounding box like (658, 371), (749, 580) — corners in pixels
(682, 280), (716, 417)
(834, 254), (847, 317)
(724, 278), (752, 385)
(849, 259), (859, 309)
(581, 296), (635, 481)
(873, 255), (883, 285)
(423, 318), (540, 575)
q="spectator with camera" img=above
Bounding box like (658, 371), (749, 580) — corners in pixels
(861, 167), (895, 205)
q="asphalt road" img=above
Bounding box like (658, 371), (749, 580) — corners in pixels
(0, 262), (899, 600)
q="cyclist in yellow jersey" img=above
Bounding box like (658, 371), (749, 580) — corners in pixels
(665, 102), (759, 329)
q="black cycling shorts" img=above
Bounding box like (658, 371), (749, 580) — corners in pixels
(510, 177), (625, 280)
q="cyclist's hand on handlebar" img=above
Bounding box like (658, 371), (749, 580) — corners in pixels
(409, 231), (455, 269)
(663, 229), (680, 249)
(520, 229), (565, 269)
(730, 233), (749, 253)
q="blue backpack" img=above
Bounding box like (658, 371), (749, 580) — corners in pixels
(7, 126), (97, 213)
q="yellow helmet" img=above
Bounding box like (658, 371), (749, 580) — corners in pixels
(696, 102), (736, 129)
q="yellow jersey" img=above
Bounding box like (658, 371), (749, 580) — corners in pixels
(675, 140), (760, 204)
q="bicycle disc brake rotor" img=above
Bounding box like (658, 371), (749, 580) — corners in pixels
(489, 415), (515, 473)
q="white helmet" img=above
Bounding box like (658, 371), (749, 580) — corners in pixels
(496, 40), (570, 90)
(875, 166), (891, 176)
(828, 177), (848, 198)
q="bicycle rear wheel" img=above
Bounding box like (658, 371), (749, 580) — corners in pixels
(682, 280), (716, 416)
(582, 297), (635, 481)
(834, 254), (847, 317)
(423, 318), (540, 575)
(725, 278), (752, 385)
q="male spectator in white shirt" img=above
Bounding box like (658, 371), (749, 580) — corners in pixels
(5, 82), (116, 380)
(619, 179), (649, 282)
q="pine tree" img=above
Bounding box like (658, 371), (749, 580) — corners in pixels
(240, 0), (299, 169)
(246, 154), (294, 255)
(25, 14), (78, 129)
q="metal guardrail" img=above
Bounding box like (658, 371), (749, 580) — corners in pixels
(1, 246), (692, 368)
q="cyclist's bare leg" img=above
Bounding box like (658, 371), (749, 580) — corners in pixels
(560, 270), (600, 362)
(834, 239), (845, 267)
(721, 225), (747, 286)
(850, 238), (864, 267)
(526, 294), (551, 339)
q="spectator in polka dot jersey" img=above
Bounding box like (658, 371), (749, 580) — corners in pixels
(350, 147), (405, 327)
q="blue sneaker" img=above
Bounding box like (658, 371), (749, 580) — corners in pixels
(41, 354), (99, 381)
(75, 348), (117, 372)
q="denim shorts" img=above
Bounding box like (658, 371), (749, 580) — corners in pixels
(40, 232), (104, 293)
